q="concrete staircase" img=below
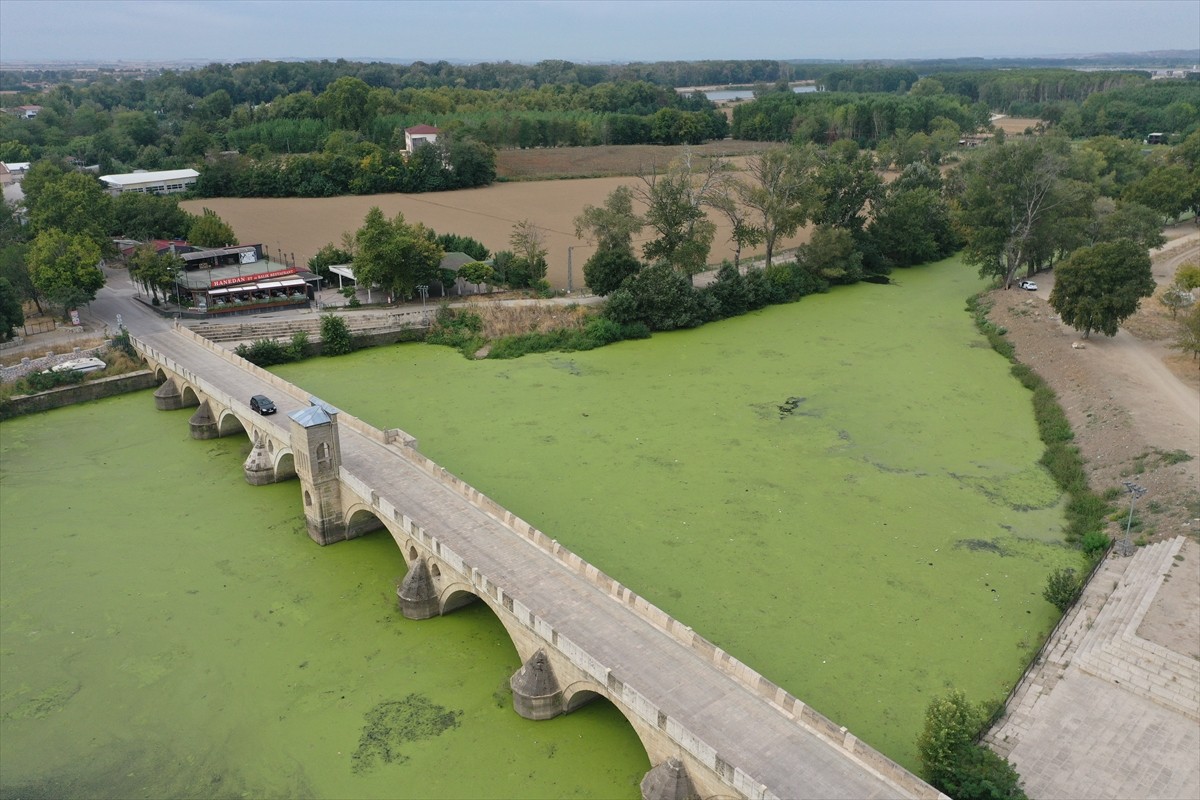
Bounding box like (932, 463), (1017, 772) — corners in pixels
(1074, 537), (1199, 720)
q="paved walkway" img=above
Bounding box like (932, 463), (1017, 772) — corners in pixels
(987, 538), (1200, 799)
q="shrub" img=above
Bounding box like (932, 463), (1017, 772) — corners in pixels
(1043, 567), (1082, 611)
(287, 330), (310, 361)
(233, 338), (290, 367)
(22, 368), (86, 393)
(1081, 530), (1112, 557)
(426, 306), (484, 355)
(320, 314), (355, 356)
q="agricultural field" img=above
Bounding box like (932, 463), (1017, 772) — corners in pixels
(182, 159), (813, 293)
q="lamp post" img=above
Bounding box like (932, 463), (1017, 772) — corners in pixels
(1118, 481), (1147, 557)
(417, 285), (429, 324)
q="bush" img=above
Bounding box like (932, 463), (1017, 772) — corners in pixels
(320, 314), (355, 356)
(287, 330), (310, 361)
(233, 338), (291, 367)
(1081, 530), (1112, 557)
(1043, 567), (1082, 611)
(917, 690), (1026, 800)
(22, 368), (86, 393)
(425, 306), (484, 356)
(603, 263), (706, 332)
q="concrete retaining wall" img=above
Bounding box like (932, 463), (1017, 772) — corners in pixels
(0, 370), (160, 419)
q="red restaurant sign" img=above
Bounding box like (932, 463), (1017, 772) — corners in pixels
(209, 268), (299, 289)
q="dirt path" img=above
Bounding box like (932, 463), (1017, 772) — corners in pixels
(989, 232), (1200, 540)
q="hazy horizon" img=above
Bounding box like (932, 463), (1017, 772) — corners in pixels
(2, 1), (1197, 66)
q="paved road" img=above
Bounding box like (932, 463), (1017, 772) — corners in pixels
(139, 326), (931, 800)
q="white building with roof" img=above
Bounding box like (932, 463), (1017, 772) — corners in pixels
(99, 168), (199, 196)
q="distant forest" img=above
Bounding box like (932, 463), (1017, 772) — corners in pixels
(0, 57), (1197, 198)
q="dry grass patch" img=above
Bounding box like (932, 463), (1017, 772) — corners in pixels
(464, 301), (593, 339)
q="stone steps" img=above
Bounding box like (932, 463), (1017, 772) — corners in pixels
(1074, 538), (1200, 719)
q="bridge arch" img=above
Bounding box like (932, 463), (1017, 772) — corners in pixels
(273, 449), (296, 481)
(343, 505), (386, 540)
(562, 680), (607, 713)
(180, 384), (200, 408)
(216, 409), (246, 437)
(439, 583), (481, 614)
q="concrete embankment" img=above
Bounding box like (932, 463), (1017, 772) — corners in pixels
(0, 370), (160, 420)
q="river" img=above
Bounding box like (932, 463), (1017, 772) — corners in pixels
(0, 256), (1079, 796)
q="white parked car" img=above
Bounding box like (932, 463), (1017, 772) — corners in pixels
(1018, 280), (1038, 291)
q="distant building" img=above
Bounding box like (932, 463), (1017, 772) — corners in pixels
(99, 168), (199, 196)
(1, 161), (31, 182)
(1145, 132), (1168, 145)
(404, 125), (440, 153)
(8, 105), (42, 119)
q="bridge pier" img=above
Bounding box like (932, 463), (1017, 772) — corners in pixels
(189, 400), (220, 439)
(153, 378), (187, 410)
(510, 649), (563, 721)
(243, 433), (278, 485)
(640, 757), (699, 800)
(397, 558), (440, 619)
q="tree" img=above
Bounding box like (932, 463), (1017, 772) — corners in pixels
(0, 276), (24, 341)
(127, 244), (182, 302)
(308, 242), (354, 279)
(574, 185), (642, 255)
(917, 690), (1027, 800)
(635, 151), (723, 275)
(508, 219), (549, 284)
(583, 248), (642, 296)
(1170, 306), (1200, 361)
(1122, 164), (1193, 221)
(917, 689), (984, 787)
(1049, 240), (1155, 338)
(317, 76), (371, 131)
(26, 229), (105, 316)
(24, 170), (113, 247)
(353, 207), (444, 302)
(868, 186), (959, 268)
(112, 192), (193, 240)
(735, 145), (818, 268)
(798, 225), (863, 285)
(811, 141), (882, 235)
(1086, 199), (1166, 252)
(188, 208), (238, 248)
(457, 261), (495, 286)
(955, 138), (1094, 288)
(1159, 283), (1195, 319)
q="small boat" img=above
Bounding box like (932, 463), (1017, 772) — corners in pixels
(48, 357), (107, 374)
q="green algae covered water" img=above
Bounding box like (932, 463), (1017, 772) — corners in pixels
(0, 398), (648, 798)
(2, 256), (1081, 795)
(274, 256), (1082, 769)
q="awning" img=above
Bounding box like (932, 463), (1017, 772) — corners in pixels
(206, 277), (306, 295)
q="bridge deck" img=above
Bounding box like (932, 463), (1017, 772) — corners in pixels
(141, 329), (918, 799)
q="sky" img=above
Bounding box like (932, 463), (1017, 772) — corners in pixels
(1, 0), (1197, 65)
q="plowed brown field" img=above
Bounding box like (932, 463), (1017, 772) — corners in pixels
(181, 142), (812, 291)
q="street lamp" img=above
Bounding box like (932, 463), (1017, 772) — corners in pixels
(417, 285), (429, 324)
(1117, 481), (1147, 556)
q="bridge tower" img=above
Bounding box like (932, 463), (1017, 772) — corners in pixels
(289, 398), (347, 546)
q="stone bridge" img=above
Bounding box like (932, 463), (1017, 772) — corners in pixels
(134, 325), (944, 800)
